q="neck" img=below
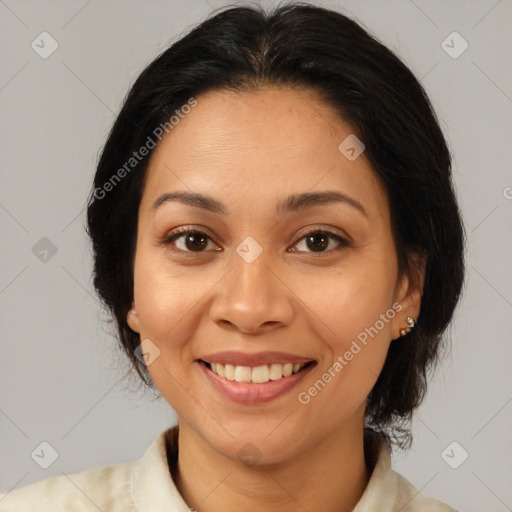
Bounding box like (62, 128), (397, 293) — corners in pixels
(169, 411), (375, 512)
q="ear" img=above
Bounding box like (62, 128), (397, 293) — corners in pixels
(391, 251), (427, 338)
(127, 303), (141, 333)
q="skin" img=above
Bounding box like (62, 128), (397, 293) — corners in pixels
(127, 86), (425, 512)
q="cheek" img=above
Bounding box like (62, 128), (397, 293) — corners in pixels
(300, 260), (396, 346)
(293, 275), (396, 426)
(132, 254), (207, 398)
(133, 250), (205, 335)
(291, 253), (397, 402)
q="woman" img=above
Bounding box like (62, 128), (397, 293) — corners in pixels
(0, 3), (465, 511)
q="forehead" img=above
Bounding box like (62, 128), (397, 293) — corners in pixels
(140, 87), (388, 222)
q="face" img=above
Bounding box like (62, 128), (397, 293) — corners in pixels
(127, 87), (423, 464)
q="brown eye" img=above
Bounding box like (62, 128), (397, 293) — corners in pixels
(182, 231), (209, 251)
(292, 229), (350, 254)
(305, 232), (329, 252)
(162, 228), (219, 253)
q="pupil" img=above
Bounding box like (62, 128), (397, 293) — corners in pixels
(307, 233), (328, 252)
(186, 233), (207, 251)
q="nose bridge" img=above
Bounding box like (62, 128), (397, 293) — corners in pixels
(209, 237), (293, 332)
(233, 242), (272, 295)
(227, 239), (275, 307)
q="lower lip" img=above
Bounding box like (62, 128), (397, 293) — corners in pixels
(198, 361), (316, 405)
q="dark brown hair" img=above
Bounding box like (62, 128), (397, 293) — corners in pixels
(86, 2), (466, 449)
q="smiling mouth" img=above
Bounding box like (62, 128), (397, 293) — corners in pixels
(199, 359), (316, 384)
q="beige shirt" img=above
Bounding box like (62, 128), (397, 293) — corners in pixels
(0, 426), (457, 511)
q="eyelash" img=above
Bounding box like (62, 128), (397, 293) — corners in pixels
(160, 226), (351, 255)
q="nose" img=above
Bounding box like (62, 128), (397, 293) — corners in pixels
(209, 249), (294, 335)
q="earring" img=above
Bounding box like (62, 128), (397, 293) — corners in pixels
(400, 316), (416, 337)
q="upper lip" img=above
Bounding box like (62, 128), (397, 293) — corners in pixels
(197, 351), (315, 367)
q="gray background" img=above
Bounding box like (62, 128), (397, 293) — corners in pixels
(1, 0), (511, 510)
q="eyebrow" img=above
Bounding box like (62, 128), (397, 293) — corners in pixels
(150, 190), (368, 218)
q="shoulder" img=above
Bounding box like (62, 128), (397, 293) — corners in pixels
(358, 431), (459, 512)
(0, 460), (136, 512)
(0, 427), (178, 512)
(390, 469), (458, 511)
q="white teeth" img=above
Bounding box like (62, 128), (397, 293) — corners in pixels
(252, 365), (270, 383)
(234, 366), (252, 383)
(268, 364), (283, 380)
(224, 364), (236, 381)
(206, 361), (309, 383)
(283, 363), (293, 377)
